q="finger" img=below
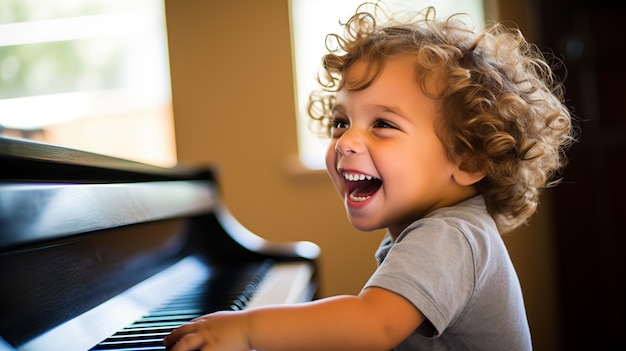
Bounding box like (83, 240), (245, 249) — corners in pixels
(191, 315), (209, 322)
(168, 332), (205, 351)
(164, 323), (196, 346)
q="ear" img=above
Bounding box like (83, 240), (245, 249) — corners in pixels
(452, 166), (485, 187)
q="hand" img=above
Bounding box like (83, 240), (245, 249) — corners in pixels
(163, 310), (251, 351)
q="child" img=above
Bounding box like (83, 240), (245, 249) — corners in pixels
(164, 4), (575, 350)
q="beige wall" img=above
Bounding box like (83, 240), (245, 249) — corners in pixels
(165, 1), (561, 349)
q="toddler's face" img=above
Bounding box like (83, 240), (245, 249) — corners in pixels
(325, 58), (471, 238)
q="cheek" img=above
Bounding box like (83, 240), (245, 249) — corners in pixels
(324, 142), (337, 171)
(325, 144), (344, 193)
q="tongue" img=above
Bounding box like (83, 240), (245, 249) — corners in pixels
(350, 179), (382, 197)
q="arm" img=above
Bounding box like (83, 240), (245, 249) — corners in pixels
(163, 286), (424, 351)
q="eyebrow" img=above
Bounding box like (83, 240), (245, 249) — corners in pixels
(375, 105), (404, 116)
(330, 104), (344, 115)
(331, 103), (404, 117)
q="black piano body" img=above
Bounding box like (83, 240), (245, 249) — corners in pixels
(0, 136), (320, 351)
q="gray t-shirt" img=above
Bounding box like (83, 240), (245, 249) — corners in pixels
(363, 195), (532, 350)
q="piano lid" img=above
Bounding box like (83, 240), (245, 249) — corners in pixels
(0, 136), (220, 251)
(0, 136), (214, 183)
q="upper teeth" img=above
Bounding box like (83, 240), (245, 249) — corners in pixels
(343, 173), (374, 181)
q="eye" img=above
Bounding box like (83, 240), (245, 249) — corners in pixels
(373, 119), (398, 129)
(330, 117), (349, 130)
(329, 117), (349, 138)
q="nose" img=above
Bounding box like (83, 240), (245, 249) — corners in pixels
(334, 129), (364, 156)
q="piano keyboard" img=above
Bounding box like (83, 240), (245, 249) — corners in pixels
(17, 256), (314, 351)
(89, 259), (275, 351)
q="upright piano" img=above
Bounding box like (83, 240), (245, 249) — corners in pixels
(0, 136), (320, 351)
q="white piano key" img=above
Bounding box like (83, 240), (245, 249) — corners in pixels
(245, 261), (316, 308)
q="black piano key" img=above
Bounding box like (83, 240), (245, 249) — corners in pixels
(95, 348), (165, 351)
(109, 326), (174, 338)
(90, 347), (166, 351)
(103, 331), (170, 342)
(89, 259), (274, 351)
(150, 311), (200, 317)
(96, 338), (166, 348)
(135, 314), (202, 323)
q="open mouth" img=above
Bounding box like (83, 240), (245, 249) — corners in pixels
(342, 172), (382, 202)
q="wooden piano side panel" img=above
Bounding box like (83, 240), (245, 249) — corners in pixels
(194, 203), (321, 266)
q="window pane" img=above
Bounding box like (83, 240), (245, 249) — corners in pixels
(0, 0), (176, 167)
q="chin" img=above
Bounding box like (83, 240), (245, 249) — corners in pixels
(347, 220), (382, 233)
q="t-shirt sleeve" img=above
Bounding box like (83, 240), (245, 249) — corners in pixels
(362, 218), (476, 336)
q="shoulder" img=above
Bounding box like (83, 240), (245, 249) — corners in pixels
(394, 195), (505, 270)
(398, 195), (497, 242)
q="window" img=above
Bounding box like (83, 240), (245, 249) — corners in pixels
(289, 0), (485, 170)
(0, 0), (175, 167)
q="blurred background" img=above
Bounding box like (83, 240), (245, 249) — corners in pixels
(1, 0), (624, 350)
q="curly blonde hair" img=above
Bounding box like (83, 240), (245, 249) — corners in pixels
(307, 5), (577, 233)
